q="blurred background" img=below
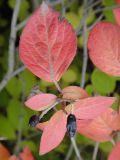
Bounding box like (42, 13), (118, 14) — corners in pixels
(0, 0), (120, 159)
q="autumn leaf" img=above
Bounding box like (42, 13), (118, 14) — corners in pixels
(0, 144), (10, 160)
(36, 121), (48, 130)
(73, 96), (115, 119)
(19, 147), (34, 160)
(25, 93), (57, 111)
(88, 22), (120, 76)
(40, 110), (67, 155)
(113, 8), (120, 26)
(77, 108), (120, 142)
(62, 86), (88, 100)
(115, 0), (120, 4)
(19, 2), (77, 82)
(9, 155), (18, 160)
(108, 141), (120, 160)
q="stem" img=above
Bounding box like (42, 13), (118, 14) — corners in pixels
(71, 137), (83, 160)
(92, 142), (99, 160)
(39, 101), (59, 121)
(53, 80), (62, 93)
(111, 139), (116, 146)
(80, 0), (88, 88)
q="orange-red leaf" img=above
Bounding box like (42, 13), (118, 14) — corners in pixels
(36, 121), (48, 130)
(77, 109), (120, 142)
(115, 0), (120, 4)
(74, 96), (115, 119)
(113, 9), (120, 26)
(9, 156), (18, 160)
(108, 142), (120, 160)
(25, 93), (56, 111)
(0, 144), (10, 160)
(62, 86), (88, 100)
(40, 110), (67, 155)
(19, 147), (34, 160)
(88, 22), (120, 76)
(19, 2), (77, 82)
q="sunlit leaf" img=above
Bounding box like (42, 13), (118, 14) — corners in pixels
(62, 86), (88, 100)
(108, 142), (120, 160)
(77, 108), (120, 142)
(74, 96), (115, 119)
(25, 93), (57, 111)
(40, 110), (67, 155)
(113, 8), (120, 26)
(0, 144), (10, 160)
(19, 2), (77, 82)
(88, 22), (120, 76)
(20, 147), (34, 160)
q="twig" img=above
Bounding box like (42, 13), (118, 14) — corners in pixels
(11, 66), (25, 77)
(71, 137), (83, 160)
(0, 66), (25, 92)
(77, 14), (104, 36)
(16, 17), (29, 31)
(92, 142), (99, 160)
(39, 101), (60, 121)
(94, 5), (120, 14)
(61, 0), (65, 17)
(80, 0), (88, 88)
(8, 0), (21, 74)
(53, 80), (62, 93)
(65, 144), (74, 160)
(111, 139), (116, 146)
(86, 0), (102, 11)
(14, 76), (26, 154)
(0, 0), (21, 92)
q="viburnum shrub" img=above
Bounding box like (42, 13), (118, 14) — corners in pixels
(19, 1), (120, 158)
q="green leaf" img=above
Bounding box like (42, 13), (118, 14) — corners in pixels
(0, 89), (9, 107)
(7, 99), (21, 130)
(22, 107), (37, 132)
(65, 12), (80, 29)
(103, 0), (116, 22)
(6, 77), (22, 98)
(100, 142), (113, 153)
(8, 0), (29, 21)
(85, 85), (94, 96)
(21, 141), (37, 152)
(20, 69), (37, 96)
(76, 134), (94, 145)
(62, 69), (77, 83)
(78, 7), (95, 25)
(91, 69), (116, 94)
(0, 115), (16, 139)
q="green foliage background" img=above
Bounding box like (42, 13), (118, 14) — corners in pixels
(0, 0), (120, 159)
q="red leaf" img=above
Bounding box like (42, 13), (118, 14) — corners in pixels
(40, 110), (67, 155)
(88, 22), (120, 76)
(25, 93), (56, 111)
(19, 2), (77, 82)
(113, 9), (120, 26)
(108, 142), (120, 160)
(9, 156), (19, 160)
(36, 121), (48, 130)
(0, 144), (10, 160)
(77, 109), (120, 142)
(20, 147), (34, 160)
(62, 86), (88, 100)
(115, 0), (120, 4)
(74, 96), (115, 119)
